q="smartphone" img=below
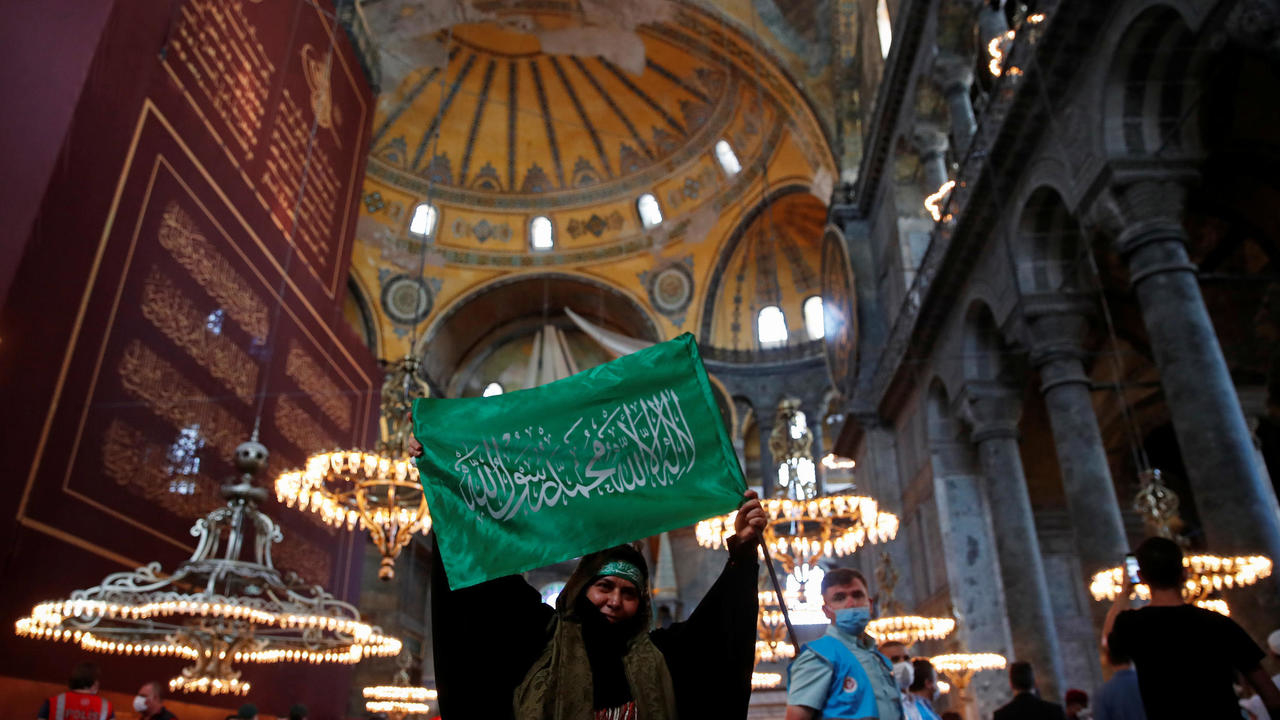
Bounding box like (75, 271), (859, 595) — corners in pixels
(1124, 553), (1141, 585)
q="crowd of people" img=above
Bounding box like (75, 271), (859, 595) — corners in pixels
(34, 662), (311, 720)
(41, 531), (1280, 720)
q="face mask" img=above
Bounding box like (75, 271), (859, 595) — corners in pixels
(893, 661), (914, 691)
(133, 696), (148, 713)
(834, 605), (871, 635)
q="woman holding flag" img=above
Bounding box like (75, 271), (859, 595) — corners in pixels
(420, 478), (765, 720)
(409, 334), (768, 719)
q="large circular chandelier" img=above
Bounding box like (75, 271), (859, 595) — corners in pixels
(14, 438), (401, 695)
(696, 400), (897, 575)
(929, 652), (1007, 701)
(1088, 554), (1272, 602)
(363, 652), (438, 719)
(751, 671), (783, 690)
(755, 590), (796, 663)
(276, 356), (431, 580)
(865, 552), (955, 646)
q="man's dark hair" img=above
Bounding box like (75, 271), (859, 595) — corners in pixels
(1009, 661), (1036, 691)
(909, 659), (936, 692)
(821, 567), (869, 595)
(69, 662), (99, 690)
(142, 680), (164, 700)
(288, 703), (309, 720)
(1134, 537), (1184, 589)
(1105, 642), (1131, 666)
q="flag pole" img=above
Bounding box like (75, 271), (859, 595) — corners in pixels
(762, 549), (799, 651)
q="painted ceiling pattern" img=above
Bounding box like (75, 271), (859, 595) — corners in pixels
(348, 1), (839, 364)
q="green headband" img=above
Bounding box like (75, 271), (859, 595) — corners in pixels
(596, 560), (644, 588)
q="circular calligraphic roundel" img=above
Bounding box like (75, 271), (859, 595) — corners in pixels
(381, 275), (433, 325)
(821, 227), (858, 398)
(649, 265), (694, 315)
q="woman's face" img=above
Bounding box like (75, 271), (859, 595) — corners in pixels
(585, 575), (640, 623)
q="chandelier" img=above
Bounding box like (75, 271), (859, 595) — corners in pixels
(865, 552), (955, 646)
(276, 356), (432, 580)
(363, 651), (437, 718)
(696, 400), (898, 575)
(751, 671), (783, 690)
(1088, 554), (1272, 602)
(929, 652), (1007, 702)
(1088, 469), (1271, 604)
(755, 590), (796, 663)
(14, 437), (401, 695)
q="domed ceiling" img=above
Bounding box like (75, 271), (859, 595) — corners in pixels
(349, 0), (838, 377)
(702, 189), (828, 350)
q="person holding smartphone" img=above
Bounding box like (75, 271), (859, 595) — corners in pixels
(1102, 537), (1280, 718)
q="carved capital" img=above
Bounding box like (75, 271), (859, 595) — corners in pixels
(912, 124), (950, 158)
(1022, 293), (1095, 367)
(1084, 170), (1196, 256)
(932, 51), (975, 94)
(957, 382), (1022, 442)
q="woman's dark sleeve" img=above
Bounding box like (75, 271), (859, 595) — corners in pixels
(649, 538), (760, 718)
(430, 536), (556, 720)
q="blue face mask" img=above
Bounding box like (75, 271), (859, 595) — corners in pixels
(834, 605), (871, 635)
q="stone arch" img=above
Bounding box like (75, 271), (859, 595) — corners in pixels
(1012, 186), (1088, 294)
(1102, 4), (1209, 158)
(344, 272), (380, 356)
(417, 272), (662, 393)
(961, 301), (1014, 383)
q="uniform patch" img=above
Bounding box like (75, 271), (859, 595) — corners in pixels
(842, 676), (859, 693)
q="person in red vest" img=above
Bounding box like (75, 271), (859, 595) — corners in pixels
(37, 662), (114, 720)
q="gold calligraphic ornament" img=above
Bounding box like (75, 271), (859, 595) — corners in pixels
(275, 356), (432, 580)
(865, 553), (956, 646)
(14, 436), (401, 696)
(696, 400), (898, 576)
(363, 650), (437, 719)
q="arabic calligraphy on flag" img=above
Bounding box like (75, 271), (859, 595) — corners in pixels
(414, 334), (745, 589)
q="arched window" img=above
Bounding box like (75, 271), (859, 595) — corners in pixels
(877, 0), (892, 58)
(637, 193), (663, 228)
(757, 305), (788, 348)
(714, 140), (741, 176)
(530, 216), (554, 251)
(803, 295), (825, 340)
(482, 382), (504, 397)
(409, 202), (438, 237)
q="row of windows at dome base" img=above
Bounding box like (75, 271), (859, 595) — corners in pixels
(758, 296), (827, 349)
(476, 297), (824, 397)
(402, 141), (745, 251)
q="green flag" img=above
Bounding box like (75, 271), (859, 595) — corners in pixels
(413, 333), (746, 589)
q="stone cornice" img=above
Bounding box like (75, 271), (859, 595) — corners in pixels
(860, 0), (1116, 417)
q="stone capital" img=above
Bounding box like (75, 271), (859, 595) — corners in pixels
(1225, 0), (1280, 64)
(911, 124), (950, 158)
(932, 51), (975, 94)
(1022, 293), (1095, 367)
(957, 382), (1022, 442)
(1082, 163), (1198, 249)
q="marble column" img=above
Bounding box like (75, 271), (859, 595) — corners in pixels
(1092, 177), (1280, 637)
(1023, 295), (1129, 582)
(933, 52), (977, 155)
(929, 432), (1013, 720)
(810, 412), (827, 496)
(960, 382), (1067, 702)
(860, 418), (918, 610)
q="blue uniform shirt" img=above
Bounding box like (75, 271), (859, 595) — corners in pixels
(787, 625), (904, 719)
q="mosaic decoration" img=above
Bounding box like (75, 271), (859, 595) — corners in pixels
(363, 191), (385, 213)
(572, 157), (601, 187)
(452, 217), (513, 244)
(567, 211), (625, 239)
(639, 256), (695, 328)
(380, 273), (434, 325)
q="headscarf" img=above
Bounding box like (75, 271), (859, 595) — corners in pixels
(514, 545), (677, 720)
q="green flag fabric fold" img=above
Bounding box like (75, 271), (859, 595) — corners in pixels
(413, 333), (746, 589)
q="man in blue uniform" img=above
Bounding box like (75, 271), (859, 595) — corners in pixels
(785, 568), (904, 720)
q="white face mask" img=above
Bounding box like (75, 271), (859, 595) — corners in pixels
(893, 661), (914, 691)
(133, 696), (148, 713)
